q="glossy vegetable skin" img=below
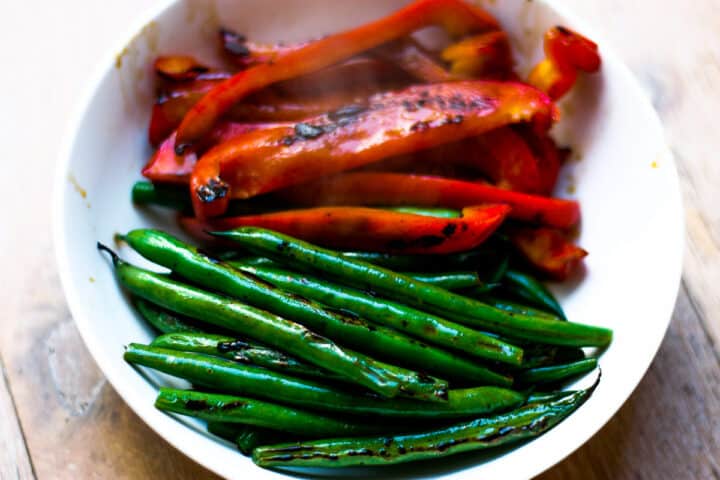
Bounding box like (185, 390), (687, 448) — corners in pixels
(100, 244), (421, 398)
(133, 297), (203, 333)
(124, 345), (526, 419)
(508, 227), (588, 280)
(516, 358), (597, 386)
(181, 205), (510, 254)
(189, 80), (557, 219)
(253, 384), (594, 467)
(120, 229), (517, 385)
(144, 121), (287, 184)
(277, 172), (580, 229)
(502, 268), (567, 318)
(213, 228), (612, 347)
(229, 263), (522, 370)
(174, 0), (500, 149)
(151, 332), (341, 381)
(228, 258), (488, 291)
(207, 422), (285, 455)
(528, 26), (601, 100)
(441, 30), (513, 78)
(156, 388), (387, 436)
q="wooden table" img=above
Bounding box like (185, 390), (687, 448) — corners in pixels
(2, 1), (719, 478)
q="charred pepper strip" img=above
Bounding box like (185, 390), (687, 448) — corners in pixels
(277, 172), (580, 229)
(515, 358), (597, 386)
(232, 267), (523, 370)
(150, 332), (343, 382)
(153, 55), (211, 82)
(502, 269), (567, 319)
(213, 228), (612, 347)
(229, 263), (521, 371)
(252, 383), (596, 467)
(156, 389), (387, 436)
(471, 127), (543, 193)
(508, 227), (588, 281)
(124, 345), (526, 418)
(175, 0), (500, 149)
(119, 230), (451, 400)
(144, 122), (287, 183)
(441, 30), (513, 79)
(181, 205), (509, 254)
(528, 26), (601, 100)
(189, 80), (556, 218)
(375, 38), (457, 83)
(100, 246), (408, 397)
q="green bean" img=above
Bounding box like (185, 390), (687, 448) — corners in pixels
(252, 384), (595, 467)
(151, 332), (344, 382)
(208, 423), (297, 456)
(516, 358), (597, 386)
(124, 345), (526, 419)
(503, 269), (566, 319)
(133, 297), (204, 334)
(340, 249), (497, 271)
(384, 207), (461, 218)
(403, 271), (482, 290)
(213, 228), (612, 348)
(156, 389), (386, 437)
(480, 295), (563, 321)
(225, 250), (501, 272)
(121, 230), (479, 399)
(207, 421), (244, 442)
(227, 258), (484, 290)
(230, 264), (520, 371)
(131, 181), (190, 210)
(100, 245), (415, 398)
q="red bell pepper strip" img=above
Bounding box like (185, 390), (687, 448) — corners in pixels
(528, 26), (601, 100)
(149, 86), (376, 146)
(276, 172), (580, 229)
(441, 31), (513, 79)
(375, 38), (457, 83)
(153, 55), (216, 82)
(220, 28), (308, 69)
(358, 127), (542, 193)
(175, 0), (499, 151)
(517, 127), (566, 195)
(470, 127), (541, 192)
(507, 226), (587, 280)
(143, 121), (288, 183)
(189, 80), (558, 219)
(181, 205), (510, 254)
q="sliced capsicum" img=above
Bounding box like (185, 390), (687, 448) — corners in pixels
(175, 0), (499, 151)
(276, 172), (579, 229)
(507, 226), (587, 280)
(189, 80), (557, 219)
(181, 205), (510, 254)
(528, 26), (601, 100)
(143, 121), (288, 183)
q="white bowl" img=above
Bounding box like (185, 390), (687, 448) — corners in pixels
(53, 0), (683, 478)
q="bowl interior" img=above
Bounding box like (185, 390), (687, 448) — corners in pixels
(54, 0), (683, 478)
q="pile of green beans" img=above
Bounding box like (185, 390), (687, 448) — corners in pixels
(100, 225), (609, 470)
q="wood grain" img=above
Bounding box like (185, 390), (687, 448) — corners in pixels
(0, 0), (719, 479)
(539, 284), (720, 479)
(0, 355), (34, 480)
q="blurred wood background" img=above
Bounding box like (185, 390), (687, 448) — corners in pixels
(1, 0), (719, 478)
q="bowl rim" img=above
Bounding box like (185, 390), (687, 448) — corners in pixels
(52, 0), (684, 478)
